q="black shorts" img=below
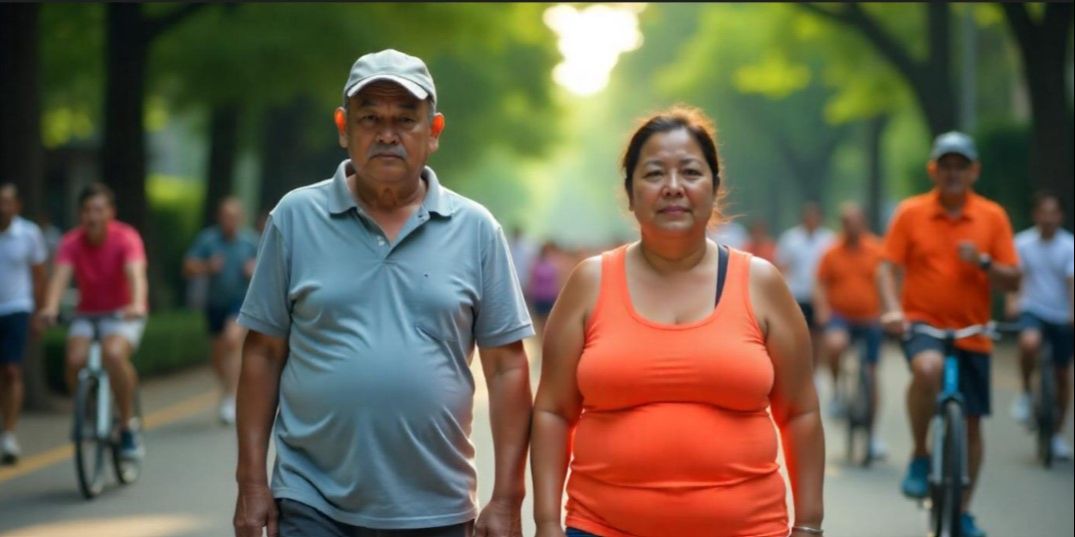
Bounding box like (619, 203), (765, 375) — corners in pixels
(276, 499), (473, 537)
(903, 328), (991, 417)
(0, 312), (31, 365)
(206, 301), (243, 335)
(1019, 312), (1074, 368)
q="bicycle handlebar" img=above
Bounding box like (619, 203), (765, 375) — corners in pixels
(907, 321), (1021, 342)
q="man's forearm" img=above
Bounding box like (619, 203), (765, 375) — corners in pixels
(987, 263), (1020, 292)
(486, 364), (533, 502)
(236, 346), (285, 486)
(876, 262), (901, 314)
(32, 264), (46, 312)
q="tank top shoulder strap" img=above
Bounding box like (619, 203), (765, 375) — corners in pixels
(723, 247), (766, 339)
(586, 245), (630, 334)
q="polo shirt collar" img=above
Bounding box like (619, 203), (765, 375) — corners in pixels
(326, 160), (455, 217)
(929, 188), (979, 221)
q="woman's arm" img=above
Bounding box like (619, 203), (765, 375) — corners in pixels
(749, 257), (825, 533)
(531, 257), (600, 536)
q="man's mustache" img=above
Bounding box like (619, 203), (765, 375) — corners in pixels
(368, 144), (407, 159)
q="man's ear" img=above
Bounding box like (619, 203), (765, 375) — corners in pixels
(431, 113), (445, 137)
(335, 108), (348, 148)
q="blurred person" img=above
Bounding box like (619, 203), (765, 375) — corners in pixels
(233, 49), (533, 537)
(35, 211), (62, 267)
(1006, 191), (1074, 460)
(531, 106), (824, 537)
(813, 202), (886, 457)
(182, 197), (258, 425)
(708, 218), (747, 249)
(877, 131), (1020, 537)
(0, 184), (48, 464)
(510, 225), (539, 290)
(38, 182), (149, 462)
(527, 241), (562, 339)
(776, 201), (835, 368)
(744, 217), (777, 262)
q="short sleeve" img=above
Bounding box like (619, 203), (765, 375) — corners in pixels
(29, 223), (47, 265)
(883, 204), (911, 266)
(123, 228), (147, 264)
(990, 209), (1018, 266)
(237, 216), (291, 338)
(474, 224), (534, 348)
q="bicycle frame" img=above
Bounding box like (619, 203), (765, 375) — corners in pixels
(77, 337), (112, 443)
(928, 336), (968, 493)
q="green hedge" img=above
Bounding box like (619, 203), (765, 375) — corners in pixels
(43, 309), (211, 394)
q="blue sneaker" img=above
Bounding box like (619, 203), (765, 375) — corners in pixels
(118, 428), (145, 462)
(900, 455), (929, 499)
(961, 512), (986, 537)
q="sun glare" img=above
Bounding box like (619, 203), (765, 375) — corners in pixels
(544, 3), (645, 96)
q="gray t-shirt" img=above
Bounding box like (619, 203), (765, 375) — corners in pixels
(238, 160), (533, 529)
(185, 226), (259, 308)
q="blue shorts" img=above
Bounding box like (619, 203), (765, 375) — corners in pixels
(566, 529), (600, 537)
(0, 312), (31, 365)
(206, 301), (243, 335)
(1019, 312), (1074, 368)
(825, 315), (883, 365)
(903, 325), (991, 417)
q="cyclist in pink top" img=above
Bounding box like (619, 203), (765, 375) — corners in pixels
(38, 182), (149, 461)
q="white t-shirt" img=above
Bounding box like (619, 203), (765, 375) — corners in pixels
(1015, 227), (1075, 324)
(776, 225), (836, 302)
(0, 216), (48, 315)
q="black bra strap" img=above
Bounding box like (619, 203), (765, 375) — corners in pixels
(715, 244), (730, 306)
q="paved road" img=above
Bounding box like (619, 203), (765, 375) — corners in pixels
(1, 338), (1071, 536)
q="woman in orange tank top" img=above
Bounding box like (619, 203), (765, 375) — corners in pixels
(532, 107), (825, 537)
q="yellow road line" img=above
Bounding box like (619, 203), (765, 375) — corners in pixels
(0, 390), (216, 484)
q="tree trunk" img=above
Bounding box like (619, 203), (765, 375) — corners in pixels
(258, 99), (310, 213)
(0, 4), (43, 218)
(865, 114), (889, 233)
(202, 104), (240, 227)
(1004, 4), (1074, 227)
(103, 4), (149, 233)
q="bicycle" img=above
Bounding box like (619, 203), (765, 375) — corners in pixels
(1029, 334), (1057, 468)
(907, 322), (1001, 537)
(838, 331), (877, 467)
(66, 312), (145, 499)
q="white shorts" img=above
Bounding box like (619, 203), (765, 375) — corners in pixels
(68, 316), (147, 350)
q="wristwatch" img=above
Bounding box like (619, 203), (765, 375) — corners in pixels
(978, 253), (993, 271)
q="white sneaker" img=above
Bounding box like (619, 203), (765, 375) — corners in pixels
(869, 437), (889, 460)
(1052, 435), (1073, 461)
(1010, 393), (1031, 425)
(218, 396), (236, 425)
(2, 431), (22, 465)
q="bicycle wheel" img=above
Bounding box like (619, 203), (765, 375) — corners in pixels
(73, 375), (107, 499)
(852, 359), (875, 467)
(1036, 351), (1056, 468)
(931, 400), (965, 537)
(111, 389), (144, 484)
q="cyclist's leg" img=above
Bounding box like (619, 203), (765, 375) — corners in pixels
(903, 333), (944, 457)
(1047, 320), (1073, 432)
(64, 318), (94, 392)
(958, 350), (991, 511)
(1016, 312), (1043, 395)
(99, 317), (146, 425)
(822, 316), (850, 392)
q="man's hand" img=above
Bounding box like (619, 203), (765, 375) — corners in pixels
(233, 482), (277, 537)
(880, 310), (906, 337)
(474, 497), (523, 537)
(35, 307), (58, 332)
(956, 241), (980, 264)
(208, 255), (226, 274)
(122, 302), (147, 320)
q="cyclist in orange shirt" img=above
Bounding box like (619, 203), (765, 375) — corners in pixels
(877, 132), (1020, 537)
(814, 202), (886, 457)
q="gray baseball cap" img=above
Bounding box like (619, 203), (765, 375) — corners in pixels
(342, 49), (437, 105)
(930, 131), (978, 161)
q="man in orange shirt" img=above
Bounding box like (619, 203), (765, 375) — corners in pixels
(877, 132), (1020, 537)
(814, 202), (885, 458)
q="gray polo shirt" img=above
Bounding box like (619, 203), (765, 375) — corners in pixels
(238, 160), (533, 529)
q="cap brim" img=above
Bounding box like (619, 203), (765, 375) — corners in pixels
(345, 75), (429, 101)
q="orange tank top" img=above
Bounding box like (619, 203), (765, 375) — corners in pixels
(565, 245), (789, 537)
